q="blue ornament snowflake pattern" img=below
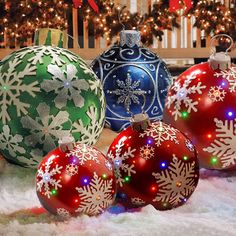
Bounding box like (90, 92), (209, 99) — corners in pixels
(91, 36), (171, 132)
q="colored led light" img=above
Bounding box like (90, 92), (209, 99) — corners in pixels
(83, 178), (89, 184)
(211, 157), (218, 164)
(124, 176), (130, 182)
(115, 159), (121, 166)
(183, 156), (188, 161)
(228, 111), (233, 117)
(102, 174), (107, 179)
(51, 189), (57, 195)
(207, 133), (212, 139)
(181, 111), (188, 118)
(161, 162), (167, 168)
(147, 139), (152, 144)
(151, 185), (157, 192)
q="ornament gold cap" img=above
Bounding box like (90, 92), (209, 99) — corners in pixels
(59, 136), (75, 152)
(209, 52), (231, 70)
(120, 30), (141, 48)
(130, 113), (150, 132)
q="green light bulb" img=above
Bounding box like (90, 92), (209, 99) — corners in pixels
(211, 157), (218, 164)
(181, 111), (188, 118)
(51, 189), (57, 195)
(124, 176), (130, 182)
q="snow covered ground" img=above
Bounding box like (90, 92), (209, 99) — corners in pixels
(0, 129), (236, 236)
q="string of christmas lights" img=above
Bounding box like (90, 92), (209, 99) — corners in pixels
(0, 0), (235, 47)
(82, 0), (180, 46)
(186, 0), (236, 42)
(0, 0), (68, 45)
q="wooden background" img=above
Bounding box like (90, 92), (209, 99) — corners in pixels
(0, 0), (235, 60)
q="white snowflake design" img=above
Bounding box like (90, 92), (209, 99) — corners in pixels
(214, 67), (236, 92)
(18, 149), (43, 168)
(21, 102), (70, 152)
(0, 125), (25, 158)
(57, 208), (71, 218)
(140, 144), (155, 160)
(139, 121), (179, 146)
(79, 62), (98, 77)
(105, 160), (113, 171)
(37, 155), (63, 199)
(41, 64), (89, 109)
(166, 73), (206, 120)
(0, 58), (39, 123)
(203, 118), (236, 168)
(66, 143), (100, 165)
(15, 46), (78, 66)
(107, 136), (136, 187)
(152, 155), (196, 206)
(72, 105), (104, 145)
(66, 164), (78, 176)
(131, 197), (146, 206)
(107, 73), (146, 110)
(185, 139), (195, 152)
(75, 172), (114, 215)
(208, 86), (226, 102)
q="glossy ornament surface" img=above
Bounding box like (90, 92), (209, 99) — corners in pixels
(107, 118), (199, 210)
(0, 46), (105, 168)
(163, 61), (236, 170)
(91, 30), (171, 132)
(36, 143), (116, 217)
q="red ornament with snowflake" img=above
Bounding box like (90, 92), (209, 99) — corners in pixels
(107, 113), (199, 210)
(36, 141), (116, 218)
(163, 50), (236, 170)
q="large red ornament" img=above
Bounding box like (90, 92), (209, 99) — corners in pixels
(107, 114), (199, 210)
(36, 142), (116, 217)
(163, 53), (236, 170)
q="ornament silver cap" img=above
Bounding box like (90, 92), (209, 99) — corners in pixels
(130, 113), (150, 132)
(209, 52), (231, 70)
(209, 34), (233, 70)
(120, 30), (141, 48)
(59, 136), (75, 152)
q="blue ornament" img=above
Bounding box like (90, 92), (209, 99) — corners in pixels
(91, 30), (171, 132)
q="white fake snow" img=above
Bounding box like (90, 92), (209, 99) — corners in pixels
(0, 157), (236, 236)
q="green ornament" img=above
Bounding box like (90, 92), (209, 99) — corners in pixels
(0, 46), (105, 168)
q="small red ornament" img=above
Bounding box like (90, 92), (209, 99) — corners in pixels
(107, 113), (199, 210)
(36, 140), (116, 218)
(163, 35), (236, 170)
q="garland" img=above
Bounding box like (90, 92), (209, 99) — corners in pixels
(0, 0), (235, 47)
(83, 0), (180, 46)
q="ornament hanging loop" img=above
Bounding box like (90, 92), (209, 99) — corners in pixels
(118, 6), (126, 31)
(209, 34), (233, 70)
(210, 34), (234, 55)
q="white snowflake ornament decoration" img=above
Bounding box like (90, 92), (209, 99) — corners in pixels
(203, 118), (236, 169)
(163, 61), (236, 170)
(36, 143), (116, 217)
(166, 73), (206, 120)
(36, 155), (62, 199)
(76, 172), (114, 215)
(107, 117), (199, 210)
(0, 45), (105, 168)
(152, 155), (197, 208)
